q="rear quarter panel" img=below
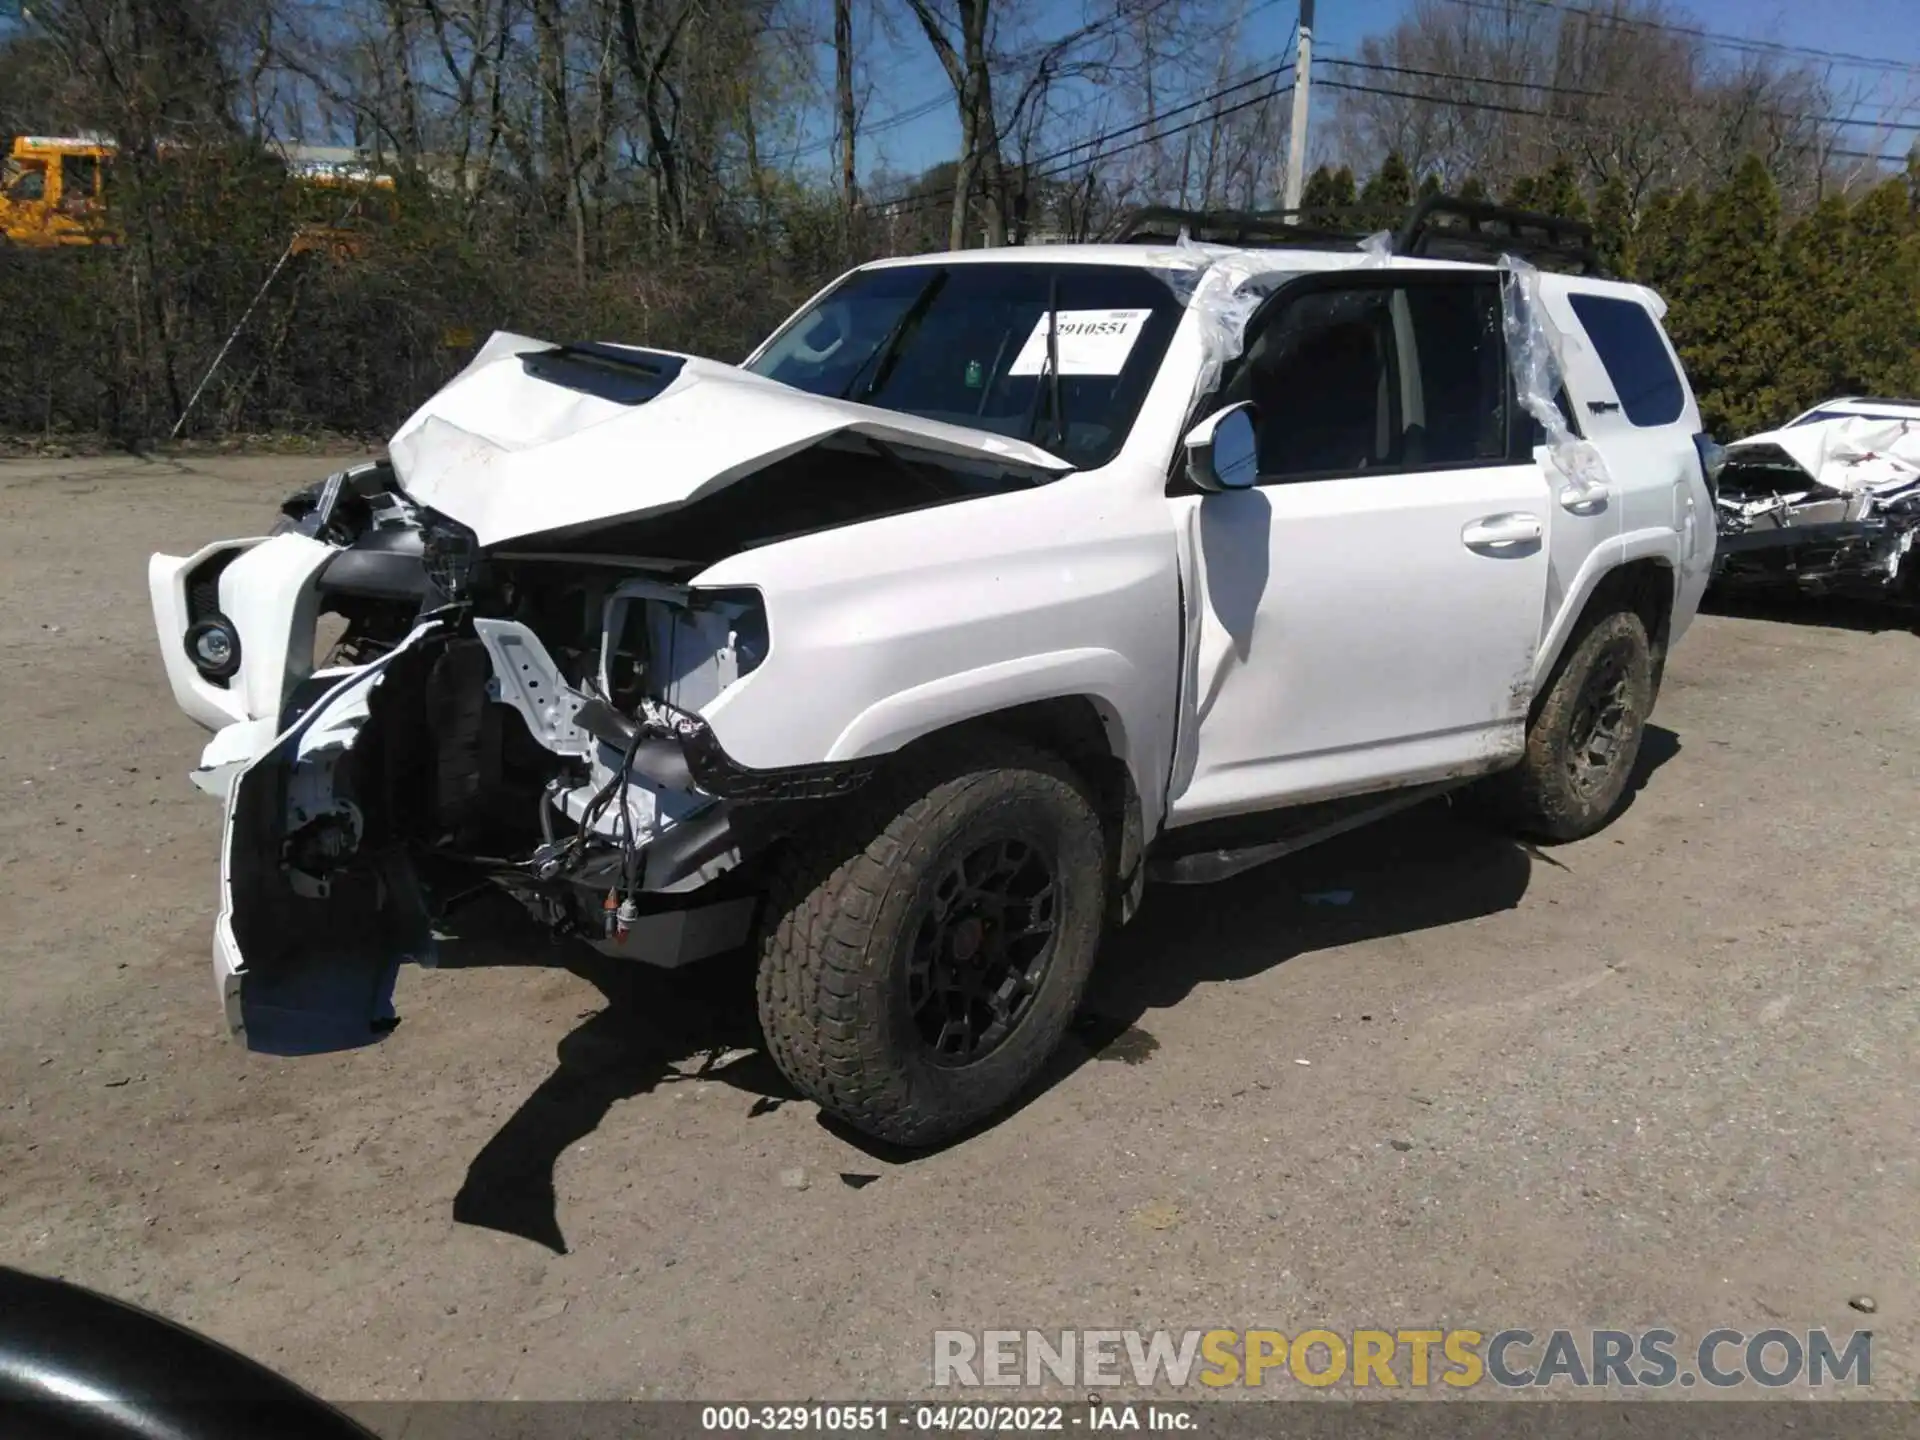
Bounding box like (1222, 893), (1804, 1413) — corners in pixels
(1535, 277), (1713, 677)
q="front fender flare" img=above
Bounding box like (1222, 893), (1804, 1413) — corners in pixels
(825, 648), (1142, 769)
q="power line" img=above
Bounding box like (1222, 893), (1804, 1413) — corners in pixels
(1001, 5), (1294, 168)
(792, 95), (950, 162)
(1323, 53), (1920, 133)
(1442, 0), (1920, 78)
(877, 10), (1920, 229)
(792, 0), (1193, 166)
(880, 73), (1297, 219)
(1027, 83), (1295, 188)
(1320, 54), (1613, 100)
(884, 87), (1288, 218)
(1002, 61), (1295, 174)
(1830, 144), (1918, 166)
(1321, 74), (1919, 169)
(1317, 74), (1545, 120)
(845, 0), (1294, 175)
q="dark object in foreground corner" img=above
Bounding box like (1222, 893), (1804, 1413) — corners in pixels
(0, 1266), (376, 1440)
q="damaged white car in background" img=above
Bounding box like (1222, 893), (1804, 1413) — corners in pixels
(1713, 397), (1920, 601)
(149, 203), (1716, 1146)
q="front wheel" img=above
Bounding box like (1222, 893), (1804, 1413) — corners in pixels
(755, 738), (1107, 1146)
(1491, 607), (1654, 842)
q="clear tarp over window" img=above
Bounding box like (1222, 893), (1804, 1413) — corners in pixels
(1499, 254), (1611, 499)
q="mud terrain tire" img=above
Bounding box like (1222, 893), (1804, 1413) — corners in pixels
(755, 737), (1107, 1147)
(1492, 607), (1654, 843)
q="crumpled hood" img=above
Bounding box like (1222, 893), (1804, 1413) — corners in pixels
(1728, 413), (1920, 497)
(388, 331), (1071, 547)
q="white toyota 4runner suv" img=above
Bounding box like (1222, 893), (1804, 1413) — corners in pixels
(149, 201), (1718, 1144)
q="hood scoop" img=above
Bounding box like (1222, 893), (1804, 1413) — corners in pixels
(517, 343), (687, 406)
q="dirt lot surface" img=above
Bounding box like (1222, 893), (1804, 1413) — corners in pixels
(1, 453), (1915, 1403)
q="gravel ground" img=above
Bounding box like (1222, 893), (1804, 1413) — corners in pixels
(0, 453), (1914, 1404)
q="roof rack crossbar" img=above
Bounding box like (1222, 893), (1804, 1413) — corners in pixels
(1106, 204), (1399, 249)
(1393, 194), (1600, 275)
(1106, 193), (1606, 276)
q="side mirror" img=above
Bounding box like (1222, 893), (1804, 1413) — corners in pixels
(1183, 402), (1260, 493)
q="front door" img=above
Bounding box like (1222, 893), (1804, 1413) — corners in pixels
(1166, 271), (1553, 827)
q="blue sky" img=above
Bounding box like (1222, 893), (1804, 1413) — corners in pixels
(839, 0), (1920, 181)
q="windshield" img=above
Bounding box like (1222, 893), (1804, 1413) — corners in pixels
(746, 261), (1185, 470)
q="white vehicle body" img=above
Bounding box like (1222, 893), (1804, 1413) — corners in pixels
(1712, 398), (1920, 597)
(150, 231), (1715, 1060)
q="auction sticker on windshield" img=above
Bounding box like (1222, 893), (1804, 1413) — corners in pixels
(1008, 309), (1152, 376)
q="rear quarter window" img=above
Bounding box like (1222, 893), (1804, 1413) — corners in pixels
(1567, 293), (1685, 427)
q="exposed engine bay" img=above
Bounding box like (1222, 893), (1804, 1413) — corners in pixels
(148, 330), (1080, 1053)
(267, 449), (967, 942)
(1713, 407), (1920, 601)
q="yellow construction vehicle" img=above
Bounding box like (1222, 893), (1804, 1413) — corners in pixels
(2, 136), (396, 256)
(286, 161), (399, 260)
(0, 135), (113, 247)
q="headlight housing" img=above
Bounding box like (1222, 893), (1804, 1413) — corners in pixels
(184, 615), (243, 682)
(602, 586), (768, 714)
(700, 587), (769, 679)
(420, 513), (481, 601)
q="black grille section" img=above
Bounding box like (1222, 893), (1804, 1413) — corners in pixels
(185, 550), (241, 626)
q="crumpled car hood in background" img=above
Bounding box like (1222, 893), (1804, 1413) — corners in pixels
(1728, 414), (1920, 497)
(387, 331), (1070, 548)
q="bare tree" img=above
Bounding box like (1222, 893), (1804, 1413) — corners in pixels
(1329, 0), (1849, 210)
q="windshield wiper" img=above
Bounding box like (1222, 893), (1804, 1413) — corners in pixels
(841, 272), (947, 402)
(1024, 271), (1066, 450)
(1045, 273), (1065, 449)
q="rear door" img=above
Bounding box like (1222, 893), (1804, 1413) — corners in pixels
(1537, 278), (1708, 642)
(1165, 270), (1553, 826)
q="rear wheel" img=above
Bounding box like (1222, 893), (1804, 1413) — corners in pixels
(1490, 607), (1653, 842)
(755, 738), (1106, 1146)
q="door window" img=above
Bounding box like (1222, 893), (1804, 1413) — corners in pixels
(1232, 288), (1399, 478)
(1402, 282), (1507, 464)
(1222, 276), (1511, 482)
(1565, 292), (1684, 427)
(7, 165), (46, 202)
(60, 155), (99, 210)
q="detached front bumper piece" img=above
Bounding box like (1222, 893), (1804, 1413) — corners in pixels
(214, 623), (447, 1053)
(154, 516), (874, 1055)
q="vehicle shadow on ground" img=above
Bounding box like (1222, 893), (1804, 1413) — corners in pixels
(442, 730), (1683, 1237)
(1620, 722), (1680, 820)
(434, 904), (792, 1254)
(1702, 588), (1919, 635)
(830, 726), (1683, 1164)
(828, 798), (1531, 1165)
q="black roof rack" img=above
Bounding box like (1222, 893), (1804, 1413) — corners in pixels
(1106, 194), (1604, 276)
(1395, 195), (1601, 275)
(1105, 204), (1397, 250)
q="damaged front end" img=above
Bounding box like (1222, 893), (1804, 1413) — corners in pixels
(1713, 408), (1920, 601)
(154, 330), (1076, 1055)
(165, 460), (872, 1054)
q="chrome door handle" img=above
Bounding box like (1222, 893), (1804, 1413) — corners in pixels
(1559, 481), (1611, 513)
(1461, 513), (1543, 550)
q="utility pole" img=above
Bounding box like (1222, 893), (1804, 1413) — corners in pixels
(835, 0), (858, 215)
(1282, 0), (1314, 217)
